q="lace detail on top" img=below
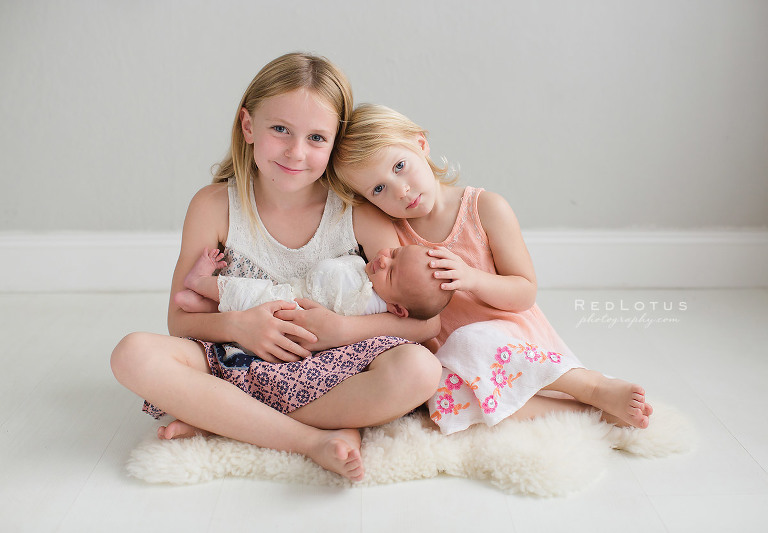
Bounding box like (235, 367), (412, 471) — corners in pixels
(220, 179), (359, 284)
(216, 255), (378, 316)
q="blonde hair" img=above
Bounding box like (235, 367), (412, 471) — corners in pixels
(212, 52), (353, 228)
(329, 103), (458, 206)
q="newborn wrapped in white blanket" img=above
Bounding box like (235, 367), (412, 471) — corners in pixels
(216, 255), (387, 316)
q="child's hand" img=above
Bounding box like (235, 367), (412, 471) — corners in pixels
(276, 298), (346, 351)
(427, 247), (479, 292)
(232, 301), (317, 363)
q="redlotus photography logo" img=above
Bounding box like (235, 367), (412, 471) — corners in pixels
(574, 299), (687, 329)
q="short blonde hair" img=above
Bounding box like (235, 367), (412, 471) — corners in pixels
(329, 104), (457, 206)
(213, 52), (353, 228)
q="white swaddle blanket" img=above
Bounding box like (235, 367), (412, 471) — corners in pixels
(217, 255), (387, 316)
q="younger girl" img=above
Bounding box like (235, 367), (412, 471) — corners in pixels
(111, 55), (442, 481)
(330, 104), (653, 435)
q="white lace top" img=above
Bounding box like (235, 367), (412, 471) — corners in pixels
(220, 178), (359, 284)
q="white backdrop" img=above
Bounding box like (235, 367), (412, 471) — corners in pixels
(2, 0), (767, 234)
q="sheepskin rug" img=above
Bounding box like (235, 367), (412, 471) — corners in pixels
(126, 403), (695, 497)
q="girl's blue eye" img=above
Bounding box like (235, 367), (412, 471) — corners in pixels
(394, 161), (405, 172)
(273, 125), (287, 133)
(372, 184), (384, 195)
(309, 134), (325, 143)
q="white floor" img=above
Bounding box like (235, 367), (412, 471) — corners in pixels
(1, 289), (766, 532)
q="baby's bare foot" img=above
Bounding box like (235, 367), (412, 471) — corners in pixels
(184, 248), (227, 292)
(591, 377), (651, 429)
(308, 429), (365, 482)
(157, 420), (210, 440)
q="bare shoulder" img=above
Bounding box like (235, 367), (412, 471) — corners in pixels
(477, 189), (519, 229)
(189, 181), (229, 210)
(352, 201), (391, 228)
(352, 201), (384, 218)
(184, 182), (229, 244)
(352, 201), (399, 254)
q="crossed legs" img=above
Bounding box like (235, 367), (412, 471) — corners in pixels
(110, 333), (441, 481)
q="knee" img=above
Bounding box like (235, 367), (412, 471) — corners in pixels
(110, 332), (153, 386)
(386, 344), (442, 400)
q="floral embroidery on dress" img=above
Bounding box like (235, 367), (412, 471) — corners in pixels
(508, 342), (564, 365)
(445, 373), (463, 390)
(430, 374), (471, 422)
(479, 356), (523, 411)
(491, 367), (507, 388)
(495, 345), (513, 365)
(481, 395), (498, 413)
(431, 341), (528, 424)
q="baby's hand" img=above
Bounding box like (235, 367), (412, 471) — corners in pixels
(427, 247), (479, 292)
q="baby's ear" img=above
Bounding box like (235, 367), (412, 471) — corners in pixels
(386, 302), (409, 318)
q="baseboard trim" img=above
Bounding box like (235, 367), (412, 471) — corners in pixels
(1, 232), (182, 293)
(525, 230), (768, 289)
(1, 230), (766, 292)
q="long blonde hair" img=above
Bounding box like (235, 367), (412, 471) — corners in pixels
(213, 52), (353, 227)
(329, 104), (458, 206)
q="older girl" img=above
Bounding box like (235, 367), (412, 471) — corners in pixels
(111, 55), (441, 481)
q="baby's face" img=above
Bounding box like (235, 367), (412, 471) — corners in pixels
(365, 245), (432, 305)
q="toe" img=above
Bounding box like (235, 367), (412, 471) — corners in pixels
(629, 399), (644, 410)
(347, 463), (365, 482)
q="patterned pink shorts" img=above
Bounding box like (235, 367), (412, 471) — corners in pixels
(143, 335), (411, 419)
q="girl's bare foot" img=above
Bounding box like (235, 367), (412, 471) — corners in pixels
(157, 419), (210, 440)
(308, 429), (365, 482)
(589, 376), (652, 428)
(184, 248), (227, 292)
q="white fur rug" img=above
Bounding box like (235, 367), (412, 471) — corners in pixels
(126, 404), (695, 497)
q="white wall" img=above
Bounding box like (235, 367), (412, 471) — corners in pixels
(2, 0), (766, 235)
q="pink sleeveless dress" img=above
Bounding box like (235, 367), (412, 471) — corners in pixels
(395, 187), (584, 434)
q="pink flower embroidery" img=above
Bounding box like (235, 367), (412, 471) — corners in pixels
(481, 395), (498, 413)
(445, 373), (463, 390)
(491, 368), (507, 388)
(547, 352), (562, 363)
(524, 344), (541, 362)
(495, 346), (512, 365)
(436, 393), (455, 414)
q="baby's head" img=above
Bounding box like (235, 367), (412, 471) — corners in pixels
(365, 245), (453, 320)
(328, 103), (456, 208)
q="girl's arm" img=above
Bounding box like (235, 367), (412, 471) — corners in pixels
(275, 202), (440, 349)
(168, 183), (316, 362)
(284, 298), (441, 350)
(429, 190), (537, 312)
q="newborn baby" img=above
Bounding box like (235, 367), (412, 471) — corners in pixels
(175, 245), (453, 320)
